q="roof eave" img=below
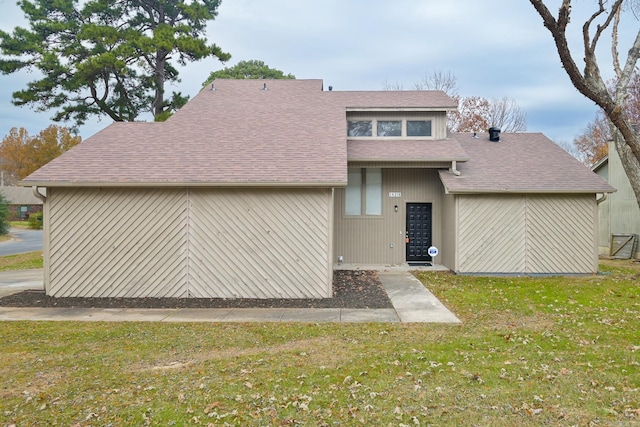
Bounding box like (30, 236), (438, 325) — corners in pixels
(346, 107), (458, 112)
(348, 157), (469, 163)
(591, 155), (609, 172)
(442, 188), (617, 195)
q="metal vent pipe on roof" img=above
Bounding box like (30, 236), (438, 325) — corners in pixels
(489, 127), (501, 142)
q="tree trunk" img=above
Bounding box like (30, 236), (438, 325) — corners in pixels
(614, 131), (640, 208)
(153, 50), (166, 119)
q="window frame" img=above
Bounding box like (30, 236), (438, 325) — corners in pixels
(344, 167), (383, 217)
(346, 118), (433, 139)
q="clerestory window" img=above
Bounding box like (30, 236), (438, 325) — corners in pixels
(347, 120), (372, 137)
(347, 119), (432, 137)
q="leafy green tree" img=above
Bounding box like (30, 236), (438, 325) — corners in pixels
(0, 0), (230, 126)
(203, 60), (295, 87)
(0, 192), (9, 235)
(28, 212), (43, 230)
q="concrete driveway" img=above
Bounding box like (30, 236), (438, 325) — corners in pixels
(0, 269), (44, 298)
(0, 228), (44, 256)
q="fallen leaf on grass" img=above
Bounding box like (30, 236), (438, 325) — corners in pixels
(204, 401), (222, 414)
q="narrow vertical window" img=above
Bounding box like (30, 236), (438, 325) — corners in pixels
(345, 168), (362, 215)
(365, 168), (382, 215)
(345, 168), (383, 216)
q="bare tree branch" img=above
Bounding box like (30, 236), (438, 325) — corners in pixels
(487, 97), (528, 132)
(413, 70), (458, 96)
(529, 0), (640, 208)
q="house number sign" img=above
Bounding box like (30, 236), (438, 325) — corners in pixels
(389, 192), (402, 198)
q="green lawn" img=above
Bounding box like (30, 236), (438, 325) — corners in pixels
(8, 221), (30, 229)
(1, 260), (638, 426)
(0, 251), (43, 271)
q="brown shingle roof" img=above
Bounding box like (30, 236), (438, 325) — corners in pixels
(30, 80), (611, 194)
(22, 79), (459, 187)
(330, 90), (458, 110)
(22, 79), (347, 186)
(438, 132), (616, 194)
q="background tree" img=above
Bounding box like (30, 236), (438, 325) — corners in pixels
(0, 0), (230, 127)
(448, 96), (491, 133)
(529, 0), (640, 208)
(570, 69), (639, 166)
(386, 71), (527, 133)
(203, 60), (295, 87)
(573, 111), (611, 166)
(487, 97), (528, 133)
(0, 125), (81, 182)
(413, 70), (459, 94)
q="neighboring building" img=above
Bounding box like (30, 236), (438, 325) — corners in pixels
(0, 185), (43, 220)
(20, 79), (615, 299)
(592, 139), (640, 258)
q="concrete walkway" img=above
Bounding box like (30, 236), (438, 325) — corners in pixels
(0, 269), (461, 324)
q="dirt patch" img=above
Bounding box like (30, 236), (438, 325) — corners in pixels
(0, 270), (393, 309)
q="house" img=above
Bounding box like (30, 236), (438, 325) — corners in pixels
(592, 139), (640, 258)
(20, 79), (615, 299)
(0, 185), (43, 220)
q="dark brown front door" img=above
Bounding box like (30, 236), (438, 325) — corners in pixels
(406, 203), (432, 262)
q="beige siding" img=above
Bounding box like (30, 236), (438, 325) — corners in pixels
(334, 169), (443, 264)
(42, 191), (51, 294)
(189, 189), (332, 298)
(458, 195), (527, 273)
(594, 161), (611, 255)
(48, 188), (189, 297)
(456, 194), (598, 274)
(46, 188), (332, 298)
(526, 195), (597, 273)
(440, 193), (457, 270)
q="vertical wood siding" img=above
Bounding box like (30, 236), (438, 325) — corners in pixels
(457, 194), (598, 274)
(333, 168), (443, 264)
(458, 195), (527, 273)
(593, 161), (611, 255)
(602, 140), (640, 257)
(46, 188), (332, 298)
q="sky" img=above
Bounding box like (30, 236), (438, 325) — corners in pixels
(0, 0), (638, 145)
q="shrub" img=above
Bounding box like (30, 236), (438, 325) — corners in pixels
(0, 193), (8, 235)
(28, 212), (43, 230)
